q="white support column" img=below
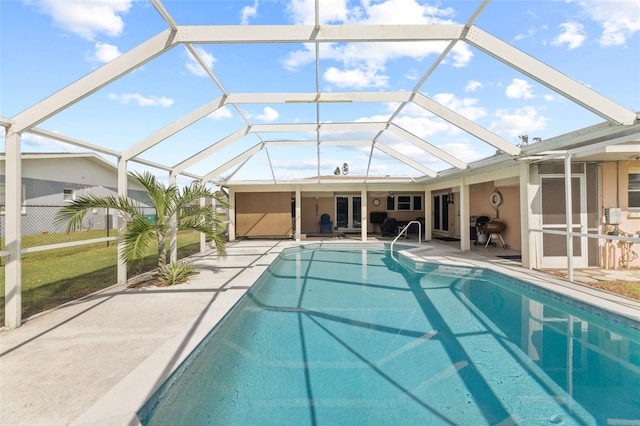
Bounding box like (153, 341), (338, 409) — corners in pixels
(424, 188), (432, 241)
(530, 164), (542, 269)
(459, 179), (471, 251)
(228, 188), (236, 242)
(4, 131), (22, 329)
(200, 196), (207, 253)
(361, 188), (367, 242)
(565, 154), (574, 281)
(117, 158), (128, 285)
(519, 162), (532, 269)
(169, 172), (178, 264)
(295, 186), (301, 241)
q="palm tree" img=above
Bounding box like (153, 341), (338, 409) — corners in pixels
(55, 171), (228, 270)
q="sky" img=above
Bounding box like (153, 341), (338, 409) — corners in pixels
(1, 0), (639, 183)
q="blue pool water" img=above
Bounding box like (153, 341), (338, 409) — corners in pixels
(141, 245), (640, 425)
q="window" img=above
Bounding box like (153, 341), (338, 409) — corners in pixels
(386, 194), (423, 211)
(397, 195), (411, 210)
(63, 188), (76, 202)
(629, 168), (640, 217)
(413, 195), (422, 211)
(0, 184), (27, 214)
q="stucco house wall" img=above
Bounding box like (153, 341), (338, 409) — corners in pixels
(0, 153), (151, 235)
(601, 160), (640, 268)
(467, 181), (522, 251)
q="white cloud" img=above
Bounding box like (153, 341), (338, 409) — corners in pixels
(392, 115), (452, 139)
(437, 142), (485, 163)
(377, 139), (484, 166)
(208, 107), (233, 120)
(490, 106), (548, 138)
(30, 0), (133, 41)
(551, 22), (586, 50)
(287, 0), (350, 25)
(281, 46), (315, 72)
(380, 141), (440, 163)
(465, 80), (483, 92)
(576, 0), (640, 46)
(405, 69), (419, 81)
(107, 93), (173, 107)
(514, 27), (537, 41)
(544, 94), (556, 102)
(255, 107), (279, 122)
(85, 42), (121, 64)
(185, 47), (216, 77)
(324, 67), (388, 88)
(361, 0), (455, 24)
(285, 40), (473, 74)
(361, 93), (487, 138)
(21, 132), (77, 151)
(506, 78), (535, 99)
(283, 0), (473, 86)
(431, 93), (488, 121)
(449, 43), (473, 68)
(272, 157), (324, 171)
(240, 0), (259, 25)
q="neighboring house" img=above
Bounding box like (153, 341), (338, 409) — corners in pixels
(227, 140), (640, 270)
(0, 152), (151, 235)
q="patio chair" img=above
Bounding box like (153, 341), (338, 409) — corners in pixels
(319, 213), (333, 233)
(381, 217), (398, 237)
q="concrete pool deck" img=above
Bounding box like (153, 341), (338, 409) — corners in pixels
(1, 239), (639, 425)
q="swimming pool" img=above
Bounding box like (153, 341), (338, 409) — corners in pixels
(140, 244), (640, 425)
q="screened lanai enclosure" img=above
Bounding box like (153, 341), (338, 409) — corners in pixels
(1, 0), (640, 328)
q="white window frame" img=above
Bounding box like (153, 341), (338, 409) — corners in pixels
(0, 183), (27, 214)
(386, 194), (423, 211)
(63, 188), (76, 202)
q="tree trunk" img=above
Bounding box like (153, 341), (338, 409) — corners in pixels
(158, 232), (167, 268)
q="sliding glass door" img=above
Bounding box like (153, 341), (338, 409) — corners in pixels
(433, 194), (449, 232)
(335, 195), (361, 231)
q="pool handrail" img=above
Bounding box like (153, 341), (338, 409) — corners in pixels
(390, 220), (422, 255)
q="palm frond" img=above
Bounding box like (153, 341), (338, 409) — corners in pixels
(208, 229), (228, 257)
(122, 216), (157, 262)
(54, 193), (142, 232)
(130, 171), (173, 219)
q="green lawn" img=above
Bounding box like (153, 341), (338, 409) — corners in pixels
(0, 231), (204, 325)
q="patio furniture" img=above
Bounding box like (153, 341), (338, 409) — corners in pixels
(381, 218), (398, 237)
(319, 214), (333, 233)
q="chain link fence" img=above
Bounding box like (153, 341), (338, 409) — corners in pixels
(0, 205), (204, 326)
(1, 205), (120, 263)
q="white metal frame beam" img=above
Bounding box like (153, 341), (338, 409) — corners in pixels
(226, 91), (412, 104)
(388, 124), (468, 169)
(123, 96), (227, 160)
(174, 24), (465, 44)
(412, 93), (520, 156)
(202, 144), (263, 182)
(375, 142), (437, 177)
(10, 30), (178, 134)
(171, 127), (250, 175)
(464, 26), (638, 125)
